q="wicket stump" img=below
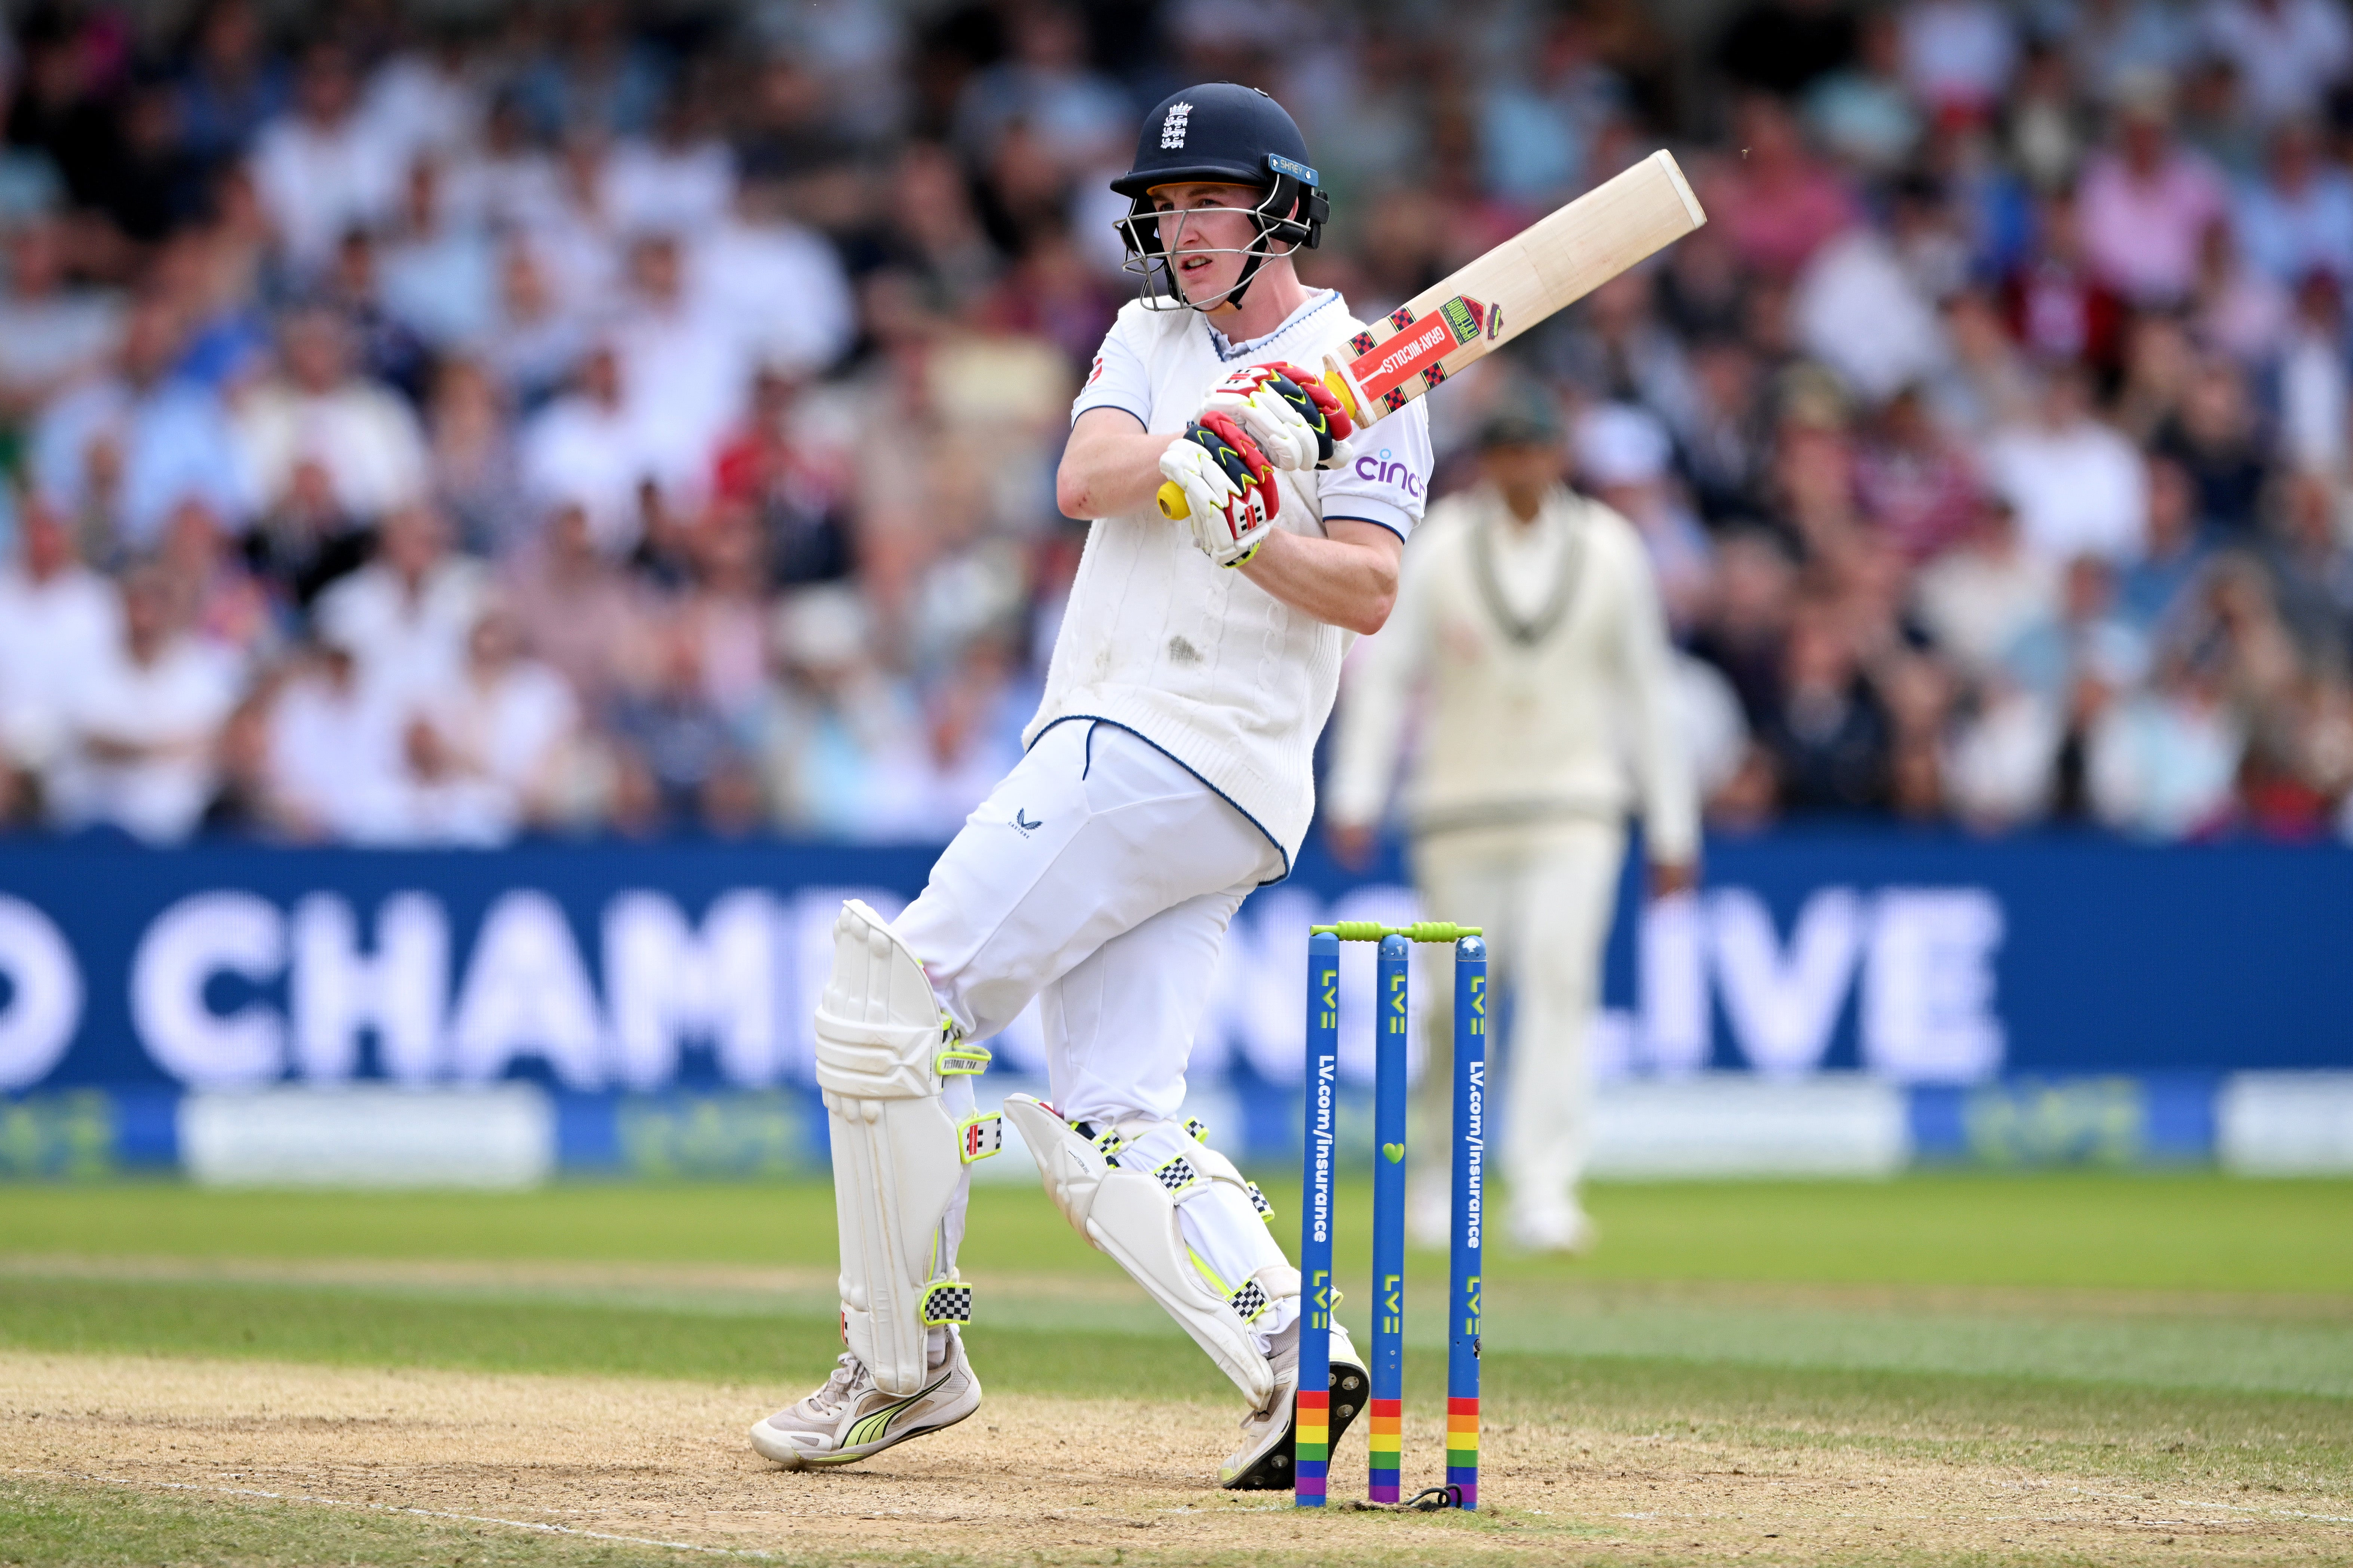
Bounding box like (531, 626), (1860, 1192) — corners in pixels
(1297, 921), (1486, 1509)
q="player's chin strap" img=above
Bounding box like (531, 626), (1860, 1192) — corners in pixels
(1002, 1096), (1291, 1409)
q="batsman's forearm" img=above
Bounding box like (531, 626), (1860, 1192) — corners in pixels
(1055, 421), (1175, 520)
(1237, 523), (1400, 636)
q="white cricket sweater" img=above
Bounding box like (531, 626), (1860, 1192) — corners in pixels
(1326, 482), (1699, 864)
(1037, 291), (1433, 876)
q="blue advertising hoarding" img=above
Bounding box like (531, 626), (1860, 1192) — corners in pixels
(0, 830), (2346, 1177)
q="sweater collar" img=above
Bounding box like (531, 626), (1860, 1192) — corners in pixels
(1208, 289), (1341, 362)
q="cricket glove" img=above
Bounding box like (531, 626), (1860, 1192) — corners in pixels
(1160, 410), (1281, 568)
(1200, 362), (1356, 471)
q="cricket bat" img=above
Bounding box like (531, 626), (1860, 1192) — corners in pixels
(1157, 149), (1706, 521)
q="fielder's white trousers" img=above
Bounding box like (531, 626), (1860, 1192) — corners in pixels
(1409, 816), (1626, 1224)
(893, 719), (1296, 1331)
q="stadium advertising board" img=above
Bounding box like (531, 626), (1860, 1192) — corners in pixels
(0, 833), (2347, 1177)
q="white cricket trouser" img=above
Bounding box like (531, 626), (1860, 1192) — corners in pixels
(893, 718), (1297, 1332)
(1409, 817), (1626, 1222)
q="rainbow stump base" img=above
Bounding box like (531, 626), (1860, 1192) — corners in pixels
(1366, 1398), (1403, 1503)
(1446, 1397), (1480, 1508)
(1295, 1389), (1329, 1505)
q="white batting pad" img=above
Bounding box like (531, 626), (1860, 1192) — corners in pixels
(816, 899), (976, 1396)
(1001, 1095), (1277, 1409)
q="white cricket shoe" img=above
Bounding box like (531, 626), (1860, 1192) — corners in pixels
(1219, 1315), (1368, 1491)
(1510, 1202), (1598, 1255)
(748, 1332), (982, 1469)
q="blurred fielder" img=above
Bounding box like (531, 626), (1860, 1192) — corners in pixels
(749, 85), (1431, 1484)
(1327, 401), (1697, 1255)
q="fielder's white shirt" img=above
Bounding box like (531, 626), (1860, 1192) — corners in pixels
(1044, 290), (1435, 875)
(1327, 482), (1700, 866)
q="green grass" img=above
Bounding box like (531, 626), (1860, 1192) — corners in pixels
(0, 1476), (722, 1568)
(5, 1174), (2350, 1566)
(5, 1172), (2349, 1292)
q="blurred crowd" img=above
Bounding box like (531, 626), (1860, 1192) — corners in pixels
(0, 0), (2349, 846)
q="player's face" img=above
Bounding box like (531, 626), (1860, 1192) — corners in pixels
(1149, 182), (1266, 301)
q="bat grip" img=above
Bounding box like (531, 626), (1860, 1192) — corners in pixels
(1157, 481), (1190, 520)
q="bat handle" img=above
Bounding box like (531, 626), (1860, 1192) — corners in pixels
(1322, 357), (1371, 428)
(1157, 481), (1190, 520)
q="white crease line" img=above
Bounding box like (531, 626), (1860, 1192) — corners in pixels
(7, 1467), (777, 1559)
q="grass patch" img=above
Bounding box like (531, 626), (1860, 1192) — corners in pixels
(0, 1476), (718, 1568)
(3, 1173), (2349, 1293)
(0, 1276), (1232, 1404)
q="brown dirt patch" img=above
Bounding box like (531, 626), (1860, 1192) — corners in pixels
(3, 1351), (2345, 1565)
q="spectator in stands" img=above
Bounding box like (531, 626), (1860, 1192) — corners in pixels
(157, 496), (272, 661)
(2196, 0), (2352, 126)
(0, 215), (122, 427)
(2264, 475), (2353, 664)
(2003, 553), (2151, 715)
(2234, 119), (2353, 287)
(954, 4), (1128, 172)
(1707, 94), (1856, 280)
(1855, 384), (1982, 561)
(512, 0), (667, 142)
(49, 566), (243, 842)
(30, 295), (249, 556)
(0, 498), (118, 815)
(172, 0), (289, 171)
(264, 628), (412, 844)
(2276, 273), (2350, 477)
(481, 238), (586, 413)
(2116, 456), (2212, 633)
(1763, 610), (1892, 811)
(407, 603), (583, 843)
(699, 175), (858, 379)
(1984, 362), (2149, 563)
(2155, 357), (2270, 534)
(1915, 495), (2062, 675)
(2002, 192), (2129, 374)
(1804, 9), (1922, 176)
(501, 501), (650, 710)
(247, 40), (402, 277)
(603, 85), (736, 237)
(377, 156), (499, 353)
(758, 585), (928, 840)
(2077, 76), (2230, 308)
(426, 357), (525, 556)
(2089, 649), (2246, 836)
(519, 343), (668, 554)
(604, 230), (748, 497)
(1898, 0), (2020, 122)
(236, 305), (429, 525)
(609, 617), (748, 832)
(313, 504), (488, 705)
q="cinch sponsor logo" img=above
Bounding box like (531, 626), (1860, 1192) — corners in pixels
(1353, 448), (1424, 497)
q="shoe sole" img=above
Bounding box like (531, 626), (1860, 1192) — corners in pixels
(1219, 1353), (1370, 1491)
(750, 1376), (983, 1469)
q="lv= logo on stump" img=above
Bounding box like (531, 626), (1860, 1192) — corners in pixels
(1297, 922), (1486, 1510)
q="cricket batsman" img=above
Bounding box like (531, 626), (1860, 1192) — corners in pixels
(749, 83), (1433, 1488)
(1326, 401), (1697, 1255)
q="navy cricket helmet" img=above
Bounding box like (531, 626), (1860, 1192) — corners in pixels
(1110, 83), (1328, 308)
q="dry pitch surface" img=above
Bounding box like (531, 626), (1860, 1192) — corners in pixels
(7, 1347), (2349, 1566)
